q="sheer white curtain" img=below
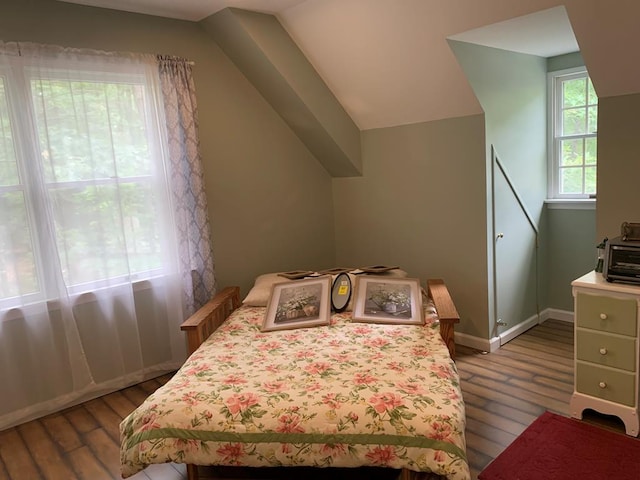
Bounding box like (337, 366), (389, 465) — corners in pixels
(0, 42), (213, 430)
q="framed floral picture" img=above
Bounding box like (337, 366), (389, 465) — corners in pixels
(352, 276), (424, 325)
(262, 276), (332, 332)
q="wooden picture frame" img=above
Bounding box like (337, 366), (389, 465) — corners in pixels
(352, 276), (424, 325)
(262, 276), (332, 332)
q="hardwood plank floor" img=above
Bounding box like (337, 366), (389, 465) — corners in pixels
(0, 319), (629, 480)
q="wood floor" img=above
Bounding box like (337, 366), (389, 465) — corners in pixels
(0, 319), (629, 480)
(459, 318), (575, 478)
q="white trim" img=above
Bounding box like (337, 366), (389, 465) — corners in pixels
(0, 361), (181, 432)
(547, 66), (596, 199)
(570, 392), (639, 436)
(454, 331), (501, 353)
(454, 308), (574, 354)
(499, 313), (540, 345)
(545, 199), (595, 210)
(540, 307), (574, 323)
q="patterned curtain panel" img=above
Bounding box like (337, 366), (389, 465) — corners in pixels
(157, 56), (216, 314)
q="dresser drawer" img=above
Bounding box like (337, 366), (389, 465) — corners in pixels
(576, 293), (637, 336)
(576, 329), (637, 372)
(576, 361), (636, 406)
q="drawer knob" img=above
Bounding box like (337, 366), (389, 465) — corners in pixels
(599, 381), (607, 389)
(599, 348), (608, 355)
(599, 313), (608, 320)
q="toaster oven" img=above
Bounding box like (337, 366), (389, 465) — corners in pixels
(603, 236), (640, 284)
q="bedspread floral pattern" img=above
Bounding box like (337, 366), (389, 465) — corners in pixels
(120, 305), (469, 480)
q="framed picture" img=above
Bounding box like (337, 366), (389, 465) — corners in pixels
(331, 272), (352, 312)
(262, 276), (332, 332)
(352, 276), (424, 325)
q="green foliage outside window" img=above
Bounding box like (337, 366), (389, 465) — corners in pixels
(0, 72), (166, 301)
(556, 74), (598, 196)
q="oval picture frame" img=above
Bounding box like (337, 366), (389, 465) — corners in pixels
(331, 272), (352, 312)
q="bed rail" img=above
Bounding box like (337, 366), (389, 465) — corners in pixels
(180, 286), (241, 355)
(180, 280), (459, 359)
(427, 278), (460, 359)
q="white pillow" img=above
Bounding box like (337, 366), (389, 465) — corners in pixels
(242, 272), (291, 306)
(243, 269), (409, 310)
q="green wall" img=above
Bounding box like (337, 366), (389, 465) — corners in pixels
(449, 41), (547, 333)
(597, 93), (640, 240)
(0, 0), (337, 298)
(333, 115), (490, 337)
(450, 41), (548, 217)
(546, 208), (596, 310)
(547, 52), (585, 72)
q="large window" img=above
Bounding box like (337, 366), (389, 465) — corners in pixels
(0, 43), (216, 432)
(548, 68), (598, 199)
(0, 58), (172, 308)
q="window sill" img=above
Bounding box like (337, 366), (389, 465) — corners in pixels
(545, 198), (596, 210)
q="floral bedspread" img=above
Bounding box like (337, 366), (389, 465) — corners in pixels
(120, 305), (469, 479)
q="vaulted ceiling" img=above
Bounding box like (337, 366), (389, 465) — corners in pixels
(57, 0), (640, 130)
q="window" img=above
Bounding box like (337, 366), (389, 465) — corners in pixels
(548, 68), (598, 199)
(0, 55), (174, 308)
(0, 43), (215, 431)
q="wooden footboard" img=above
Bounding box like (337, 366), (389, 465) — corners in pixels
(178, 279), (459, 480)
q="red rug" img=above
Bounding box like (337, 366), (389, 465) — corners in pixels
(478, 411), (640, 480)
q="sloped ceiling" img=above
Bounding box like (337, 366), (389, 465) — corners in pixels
(57, 0), (640, 130)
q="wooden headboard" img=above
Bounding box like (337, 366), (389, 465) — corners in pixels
(181, 278), (459, 359)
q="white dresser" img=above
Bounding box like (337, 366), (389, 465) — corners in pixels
(570, 271), (639, 436)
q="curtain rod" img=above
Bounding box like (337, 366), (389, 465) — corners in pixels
(157, 54), (196, 66)
(1, 41), (196, 66)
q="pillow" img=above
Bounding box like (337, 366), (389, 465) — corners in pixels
(243, 268), (409, 310)
(242, 272), (291, 306)
(374, 268), (408, 278)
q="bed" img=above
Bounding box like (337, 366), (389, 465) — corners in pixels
(120, 275), (469, 480)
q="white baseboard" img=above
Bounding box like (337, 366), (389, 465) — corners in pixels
(453, 308), (574, 354)
(454, 331), (501, 353)
(499, 313), (540, 345)
(540, 307), (574, 323)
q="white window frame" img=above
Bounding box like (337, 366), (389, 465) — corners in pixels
(547, 66), (597, 204)
(0, 58), (172, 309)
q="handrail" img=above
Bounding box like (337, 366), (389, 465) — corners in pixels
(493, 151), (539, 235)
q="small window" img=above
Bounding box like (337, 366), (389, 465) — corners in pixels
(548, 68), (598, 199)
